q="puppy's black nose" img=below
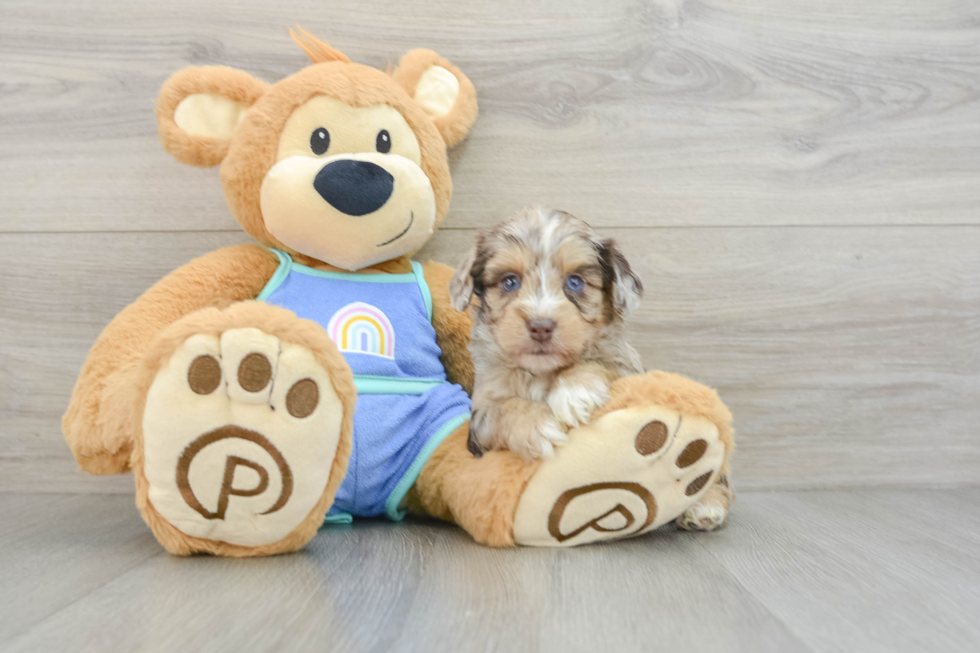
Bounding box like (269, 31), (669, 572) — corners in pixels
(313, 160), (394, 216)
(527, 318), (556, 343)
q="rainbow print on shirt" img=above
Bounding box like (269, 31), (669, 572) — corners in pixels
(326, 302), (396, 359)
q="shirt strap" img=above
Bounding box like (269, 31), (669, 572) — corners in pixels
(411, 261), (434, 322)
(256, 248), (293, 301)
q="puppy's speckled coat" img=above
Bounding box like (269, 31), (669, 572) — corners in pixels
(450, 207), (644, 460)
(451, 207), (735, 531)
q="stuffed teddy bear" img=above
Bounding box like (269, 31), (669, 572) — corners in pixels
(62, 29), (735, 557)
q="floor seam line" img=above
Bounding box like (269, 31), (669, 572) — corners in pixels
(3, 546), (167, 647)
(693, 536), (819, 653)
(3, 223), (980, 236)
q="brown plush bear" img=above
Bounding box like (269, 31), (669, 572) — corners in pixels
(62, 29), (735, 557)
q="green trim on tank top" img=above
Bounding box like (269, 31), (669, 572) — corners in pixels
(322, 511), (354, 525)
(256, 249), (433, 321)
(353, 375), (446, 395)
(324, 411), (470, 525)
(411, 260), (433, 321)
(385, 411), (471, 521)
(256, 248), (293, 301)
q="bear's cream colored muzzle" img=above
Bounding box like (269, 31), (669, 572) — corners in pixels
(260, 152), (436, 271)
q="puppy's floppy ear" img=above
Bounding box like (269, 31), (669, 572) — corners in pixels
(599, 238), (643, 314)
(156, 66), (269, 167)
(449, 245), (480, 312)
(391, 50), (477, 148)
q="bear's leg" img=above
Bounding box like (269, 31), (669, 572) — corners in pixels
(132, 302), (357, 556)
(406, 422), (539, 546)
(409, 370), (733, 547)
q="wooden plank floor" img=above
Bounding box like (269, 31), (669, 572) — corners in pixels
(1, 489), (977, 652)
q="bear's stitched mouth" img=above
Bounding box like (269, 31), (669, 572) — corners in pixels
(376, 211), (414, 247)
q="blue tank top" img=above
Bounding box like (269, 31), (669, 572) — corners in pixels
(258, 249), (471, 520)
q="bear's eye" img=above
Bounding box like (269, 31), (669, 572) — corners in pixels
(376, 129), (391, 154)
(310, 128), (330, 155)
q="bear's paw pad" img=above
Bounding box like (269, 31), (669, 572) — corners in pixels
(514, 405), (724, 546)
(141, 328), (344, 547)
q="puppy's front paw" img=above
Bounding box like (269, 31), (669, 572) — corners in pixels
(514, 415), (568, 461)
(548, 375), (610, 429)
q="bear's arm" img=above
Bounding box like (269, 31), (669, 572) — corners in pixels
(63, 244), (280, 475)
(423, 260), (475, 395)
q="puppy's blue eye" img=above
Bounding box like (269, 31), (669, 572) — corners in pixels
(565, 275), (585, 292)
(501, 275), (521, 292)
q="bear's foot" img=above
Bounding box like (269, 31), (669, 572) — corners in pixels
(513, 405), (724, 546)
(137, 324), (351, 555)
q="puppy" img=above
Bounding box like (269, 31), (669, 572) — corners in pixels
(449, 207), (644, 461)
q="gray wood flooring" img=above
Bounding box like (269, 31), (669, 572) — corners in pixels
(1, 490), (978, 652)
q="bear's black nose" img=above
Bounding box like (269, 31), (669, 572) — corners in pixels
(313, 160), (394, 216)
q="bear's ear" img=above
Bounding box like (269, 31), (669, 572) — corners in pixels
(156, 66), (269, 167)
(391, 50), (477, 148)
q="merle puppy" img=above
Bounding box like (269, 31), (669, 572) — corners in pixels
(449, 206), (644, 461)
